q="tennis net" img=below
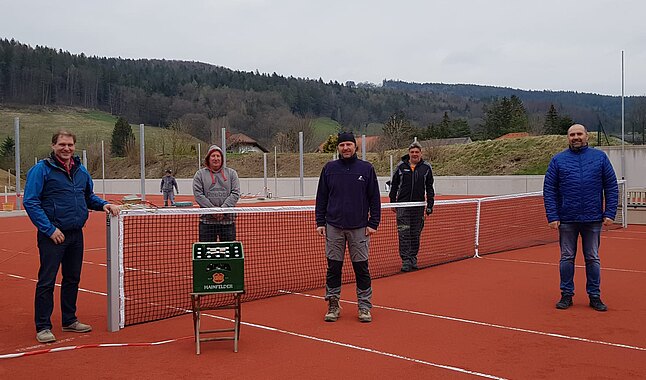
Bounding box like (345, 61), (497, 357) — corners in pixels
(106, 182), (626, 330)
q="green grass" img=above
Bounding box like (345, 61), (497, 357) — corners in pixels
(310, 117), (341, 143)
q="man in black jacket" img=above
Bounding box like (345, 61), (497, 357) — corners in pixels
(389, 141), (435, 272)
(315, 132), (381, 323)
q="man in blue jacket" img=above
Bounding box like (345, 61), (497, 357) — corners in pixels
(315, 132), (381, 323)
(24, 130), (120, 343)
(543, 124), (618, 312)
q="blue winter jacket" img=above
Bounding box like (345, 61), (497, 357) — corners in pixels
(23, 154), (107, 236)
(315, 155), (381, 230)
(543, 146), (618, 223)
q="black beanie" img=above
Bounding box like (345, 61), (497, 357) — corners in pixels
(337, 132), (356, 145)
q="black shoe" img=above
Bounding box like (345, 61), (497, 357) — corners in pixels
(556, 294), (573, 309)
(400, 266), (411, 272)
(589, 296), (608, 312)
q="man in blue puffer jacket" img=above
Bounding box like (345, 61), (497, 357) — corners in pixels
(23, 130), (120, 343)
(543, 124), (618, 312)
(315, 132), (381, 323)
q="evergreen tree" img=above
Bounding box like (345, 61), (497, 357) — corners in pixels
(320, 134), (338, 153)
(482, 96), (528, 139)
(544, 104), (561, 134)
(111, 116), (135, 157)
(544, 104), (572, 135)
(0, 136), (15, 157)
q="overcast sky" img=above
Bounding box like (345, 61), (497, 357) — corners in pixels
(3, 0), (645, 96)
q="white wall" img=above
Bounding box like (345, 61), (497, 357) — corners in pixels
(93, 175), (546, 198)
(598, 145), (646, 189)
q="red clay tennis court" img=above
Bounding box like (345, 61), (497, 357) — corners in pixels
(1, 195), (645, 379)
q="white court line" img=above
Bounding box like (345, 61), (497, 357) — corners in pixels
(0, 270), (506, 379)
(199, 313), (507, 380)
(483, 257), (646, 274)
(281, 291), (646, 352)
(0, 230), (34, 235)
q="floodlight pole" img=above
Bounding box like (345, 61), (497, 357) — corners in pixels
(101, 140), (106, 198)
(299, 131), (304, 197)
(621, 50), (626, 180)
(14, 117), (21, 210)
(139, 124), (145, 201)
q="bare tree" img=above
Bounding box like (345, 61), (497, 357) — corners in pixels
(382, 111), (414, 149)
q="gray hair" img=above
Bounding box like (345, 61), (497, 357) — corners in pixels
(408, 141), (422, 150)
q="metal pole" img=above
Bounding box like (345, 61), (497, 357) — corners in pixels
(621, 50), (626, 180)
(274, 146), (278, 198)
(139, 123), (146, 201)
(263, 153), (268, 197)
(82, 149), (87, 168)
(101, 140), (106, 198)
(361, 134), (366, 160)
(221, 127), (227, 168)
(14, 117), (21, 210)
(299, 131), (304, 197)
(389, 154), (393, 179)
(197, 143), (201, 170)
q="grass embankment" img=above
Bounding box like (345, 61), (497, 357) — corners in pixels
(0, 105), (620, 178)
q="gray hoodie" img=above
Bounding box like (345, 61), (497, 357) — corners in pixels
(192, 145), (241, 224)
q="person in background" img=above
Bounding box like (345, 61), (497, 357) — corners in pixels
(192, 145), (240, 242)
(23, 129), (120, 343)
(389, 141), (435, 272)
(160, 169), (179, 206)
(543, 124), (618, 312)
(315, 132), (381, 323)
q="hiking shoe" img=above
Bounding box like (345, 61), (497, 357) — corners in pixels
(324, 297), (341, 322)
(358, 308), (372, 323)
(36, 329), (56, 343)
(401, 265), (412, 272)
(555, 294), (573, 310)
(62, 321), (92, 333)
(589, 296), (608, 312)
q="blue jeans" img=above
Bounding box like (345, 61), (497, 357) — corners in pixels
(35, 229), (84, 332)
(558, 222), (602, 297)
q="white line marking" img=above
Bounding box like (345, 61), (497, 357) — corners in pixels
(483, 257), (646, 274)
(201, 313), (507, 380)
(281, 291), (646, 352)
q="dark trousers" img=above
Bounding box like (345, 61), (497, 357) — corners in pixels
(35, 229), (84, 332)
(397, 206), (425, 268)
(198, 222), (236, 242)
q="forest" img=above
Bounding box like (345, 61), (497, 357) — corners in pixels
(1, 38), (645, 153)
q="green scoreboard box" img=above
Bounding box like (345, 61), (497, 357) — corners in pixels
(192, 241), (244, 293)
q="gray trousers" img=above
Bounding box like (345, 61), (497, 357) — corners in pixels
(324, 224), (372, 310)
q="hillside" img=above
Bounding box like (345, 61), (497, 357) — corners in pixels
(0, 106), (621, 179)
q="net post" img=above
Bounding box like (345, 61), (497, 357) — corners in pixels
(473, 199), (482, 258)
(106, 213), (121, 332)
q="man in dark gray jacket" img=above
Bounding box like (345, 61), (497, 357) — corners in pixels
(160, 169), (179, 206)
(192, 145), (241, 241)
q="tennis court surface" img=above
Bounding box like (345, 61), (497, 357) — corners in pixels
(1, 196), (645, 379)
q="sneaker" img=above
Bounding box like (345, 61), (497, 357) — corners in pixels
(401, 265), (412, 272)
(589, 296), (608, 312)
(555, 294), (573, 309)
(324, 297), (341, 322)
(36, 329), (56, 343)
(62, 321), (92, 333)
(358, 308), (372, 323)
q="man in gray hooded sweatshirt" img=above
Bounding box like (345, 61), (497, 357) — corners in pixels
(192, 145), (241, 241)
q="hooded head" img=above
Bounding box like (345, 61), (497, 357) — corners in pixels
(204, 145), (224, 171)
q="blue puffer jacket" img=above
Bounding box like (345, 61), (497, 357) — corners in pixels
(543, 146), (618, 223)
(23, 154), (107, 236)
(315, 155), (381, 230)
